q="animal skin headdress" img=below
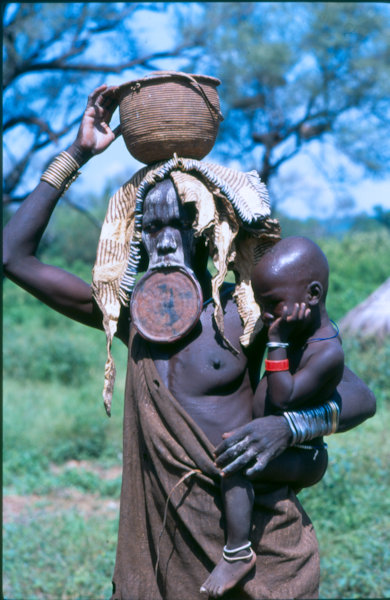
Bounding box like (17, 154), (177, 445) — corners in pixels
(92, 156), (281, 415)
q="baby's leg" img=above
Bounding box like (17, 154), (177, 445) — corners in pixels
(200, 473), (256, 598)
(221, 473), (254, 551)
(249, 446), (328, 492)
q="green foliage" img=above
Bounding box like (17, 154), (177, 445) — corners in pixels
(5, 326), (93, 384)
(38, 198), (104, 267)
(4, 449), (122, 497)
(3, 281), (126, 472)
(373, 205), (390, 230)
(320, 229), (390, 320)
(342, 336), (390, 409)
(300, 402), (390, 597)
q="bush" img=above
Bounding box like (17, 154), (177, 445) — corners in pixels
(320, 229), (390, 320)
(49, 407), (108, 463)
(4, 328), (95, 385)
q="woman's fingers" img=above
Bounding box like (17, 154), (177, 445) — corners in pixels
(245, 451), (274, 477)
(214, 433), (250, 467)
(86, 84), (108, 107)
(220, 448), (257, 477)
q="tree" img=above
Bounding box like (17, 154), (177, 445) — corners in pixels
(4, 3), (389, 212)
(3, 2), (191, 205)
(174, 2), (390, 187)
(373, 205), (390, 230)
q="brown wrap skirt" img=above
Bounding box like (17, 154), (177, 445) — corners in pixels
(111, 332), (320, 600)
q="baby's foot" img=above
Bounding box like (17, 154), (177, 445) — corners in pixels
(200, 543), (256, 598)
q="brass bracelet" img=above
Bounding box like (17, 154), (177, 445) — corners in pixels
(40, 151), (81, 191)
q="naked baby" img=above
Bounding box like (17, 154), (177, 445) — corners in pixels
(202, 236), (344, 598)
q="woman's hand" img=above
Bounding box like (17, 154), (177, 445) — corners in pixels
(70, 84), (121, 160)
(213, 415), (292, 478)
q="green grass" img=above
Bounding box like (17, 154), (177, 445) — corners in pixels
(3, 281), (125, 599)
(4, 512), (118, 600)
(299, 334), (390, 598)
(300, 407), (390, 598)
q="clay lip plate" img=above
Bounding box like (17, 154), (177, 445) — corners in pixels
(130, 268), (203, 343)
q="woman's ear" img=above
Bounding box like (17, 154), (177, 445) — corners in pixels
(306, 281), (323, 306)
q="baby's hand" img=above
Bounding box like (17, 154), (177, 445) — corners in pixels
(268, 302), (311, 342)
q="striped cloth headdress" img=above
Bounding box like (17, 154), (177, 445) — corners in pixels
(92, 156), (281, 415)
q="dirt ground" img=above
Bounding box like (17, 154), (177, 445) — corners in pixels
(3, 460), (121, 524)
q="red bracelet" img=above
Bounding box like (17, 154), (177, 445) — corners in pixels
(265, 359), (290, 372)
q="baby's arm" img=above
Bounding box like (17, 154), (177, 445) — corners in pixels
(265, 303), (344, 411)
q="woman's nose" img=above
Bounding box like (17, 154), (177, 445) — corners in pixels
(156, 228), (178, 254)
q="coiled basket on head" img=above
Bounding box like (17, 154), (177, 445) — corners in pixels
(118, 71), (223, 165)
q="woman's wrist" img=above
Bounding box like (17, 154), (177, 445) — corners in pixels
(270, 415), (294, 445)
(40, 148), (82, 193)
(66, 141), (94, 167)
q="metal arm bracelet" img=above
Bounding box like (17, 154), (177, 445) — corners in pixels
(40, 151), (81, 194)
(283, 400), (340, 445)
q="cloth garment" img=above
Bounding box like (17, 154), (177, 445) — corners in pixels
(110, 330), (320, 600)
(92, 157), (280, 416)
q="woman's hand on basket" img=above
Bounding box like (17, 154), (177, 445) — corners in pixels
(71, 85), (121, 160)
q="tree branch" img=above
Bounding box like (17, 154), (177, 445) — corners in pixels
(9, 44), (192, 81)
(3, 113), (84, 197)
(4, 116), (59, 140)
(231, 93), (266, 110)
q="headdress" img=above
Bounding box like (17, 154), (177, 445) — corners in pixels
(92, 156), (281, 415)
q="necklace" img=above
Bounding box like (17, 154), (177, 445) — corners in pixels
(306, 320), (340, 344)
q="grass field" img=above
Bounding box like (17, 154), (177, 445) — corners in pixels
(3, 229), (390, 598)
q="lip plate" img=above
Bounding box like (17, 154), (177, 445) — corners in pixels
(130, 267), (203, 343)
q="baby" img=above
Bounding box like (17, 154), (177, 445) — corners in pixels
(201, 236), (344, 598)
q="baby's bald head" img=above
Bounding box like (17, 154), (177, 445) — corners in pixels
(252, 237), (329, 312)
(258, 237), (328, 287)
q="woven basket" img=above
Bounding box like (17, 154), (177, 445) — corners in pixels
(118, 71), (223, 165)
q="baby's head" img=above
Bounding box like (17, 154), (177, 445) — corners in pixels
(251, 236), (329, 324)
